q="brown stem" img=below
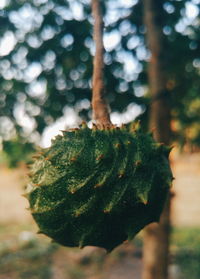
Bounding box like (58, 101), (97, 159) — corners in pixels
(91, 0), (111, 128)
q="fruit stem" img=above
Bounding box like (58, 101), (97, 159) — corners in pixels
(91, 0), (111, 128)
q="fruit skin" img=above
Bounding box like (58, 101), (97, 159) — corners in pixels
(25, 123), (173, 251)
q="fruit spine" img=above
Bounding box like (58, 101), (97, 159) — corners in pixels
(25, 123), (173, 251)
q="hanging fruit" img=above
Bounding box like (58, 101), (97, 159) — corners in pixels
(25, 123), (173, 251)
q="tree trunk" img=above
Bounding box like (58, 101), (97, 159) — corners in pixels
(91, 0), (111, 128)
(142, 1), (171, 279)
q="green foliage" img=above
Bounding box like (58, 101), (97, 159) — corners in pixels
(1, 138), (35, 167)
(25, 123), (172, 251)
(171, 228), (200, 279)
(1, 0), (200, 147)
(171, 227), (200, 254)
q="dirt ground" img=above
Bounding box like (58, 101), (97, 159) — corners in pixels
(0, 151), (200, 279)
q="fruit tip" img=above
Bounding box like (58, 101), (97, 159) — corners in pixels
(120, 124), (126, 130)
(92, 123), (98, 130)
(135, 160), (141, 166)
(68, 128), (80, 133)
(21, 193), (28, 199)
(110, 124), (117, 130)
(170, 144), (176, 150)
(33, 183), (42, 187)
(103, 209), (110, 214)
(114, 143), (121, 148)
(81, 121), (88, 129)
(118, 172), (124, 178)
(138, 193), (148, 205)
(94, 183), (103, 188)
(74, 212), (81, 218)
(32, 154), (40, 159)
(96, 154), (104, 161)
(130, 120), (141, 133)
(70, 157), (77, 162)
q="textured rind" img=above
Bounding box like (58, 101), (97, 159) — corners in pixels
(26, 124), (173, 251)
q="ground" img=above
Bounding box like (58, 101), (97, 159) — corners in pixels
(0, 151), (200, 279)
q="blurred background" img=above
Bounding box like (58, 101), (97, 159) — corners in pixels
(0, 0), (200, 278)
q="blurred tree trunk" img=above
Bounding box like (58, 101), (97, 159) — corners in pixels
(142, 1), (171, 279)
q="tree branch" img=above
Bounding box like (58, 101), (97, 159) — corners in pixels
(91, 0), (111, 128)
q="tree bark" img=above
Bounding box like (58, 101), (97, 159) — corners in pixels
(91, 0), (111, 128)
(142, 1), (171, 279)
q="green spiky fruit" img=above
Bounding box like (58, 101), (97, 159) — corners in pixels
(25, 123), (173, 251)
